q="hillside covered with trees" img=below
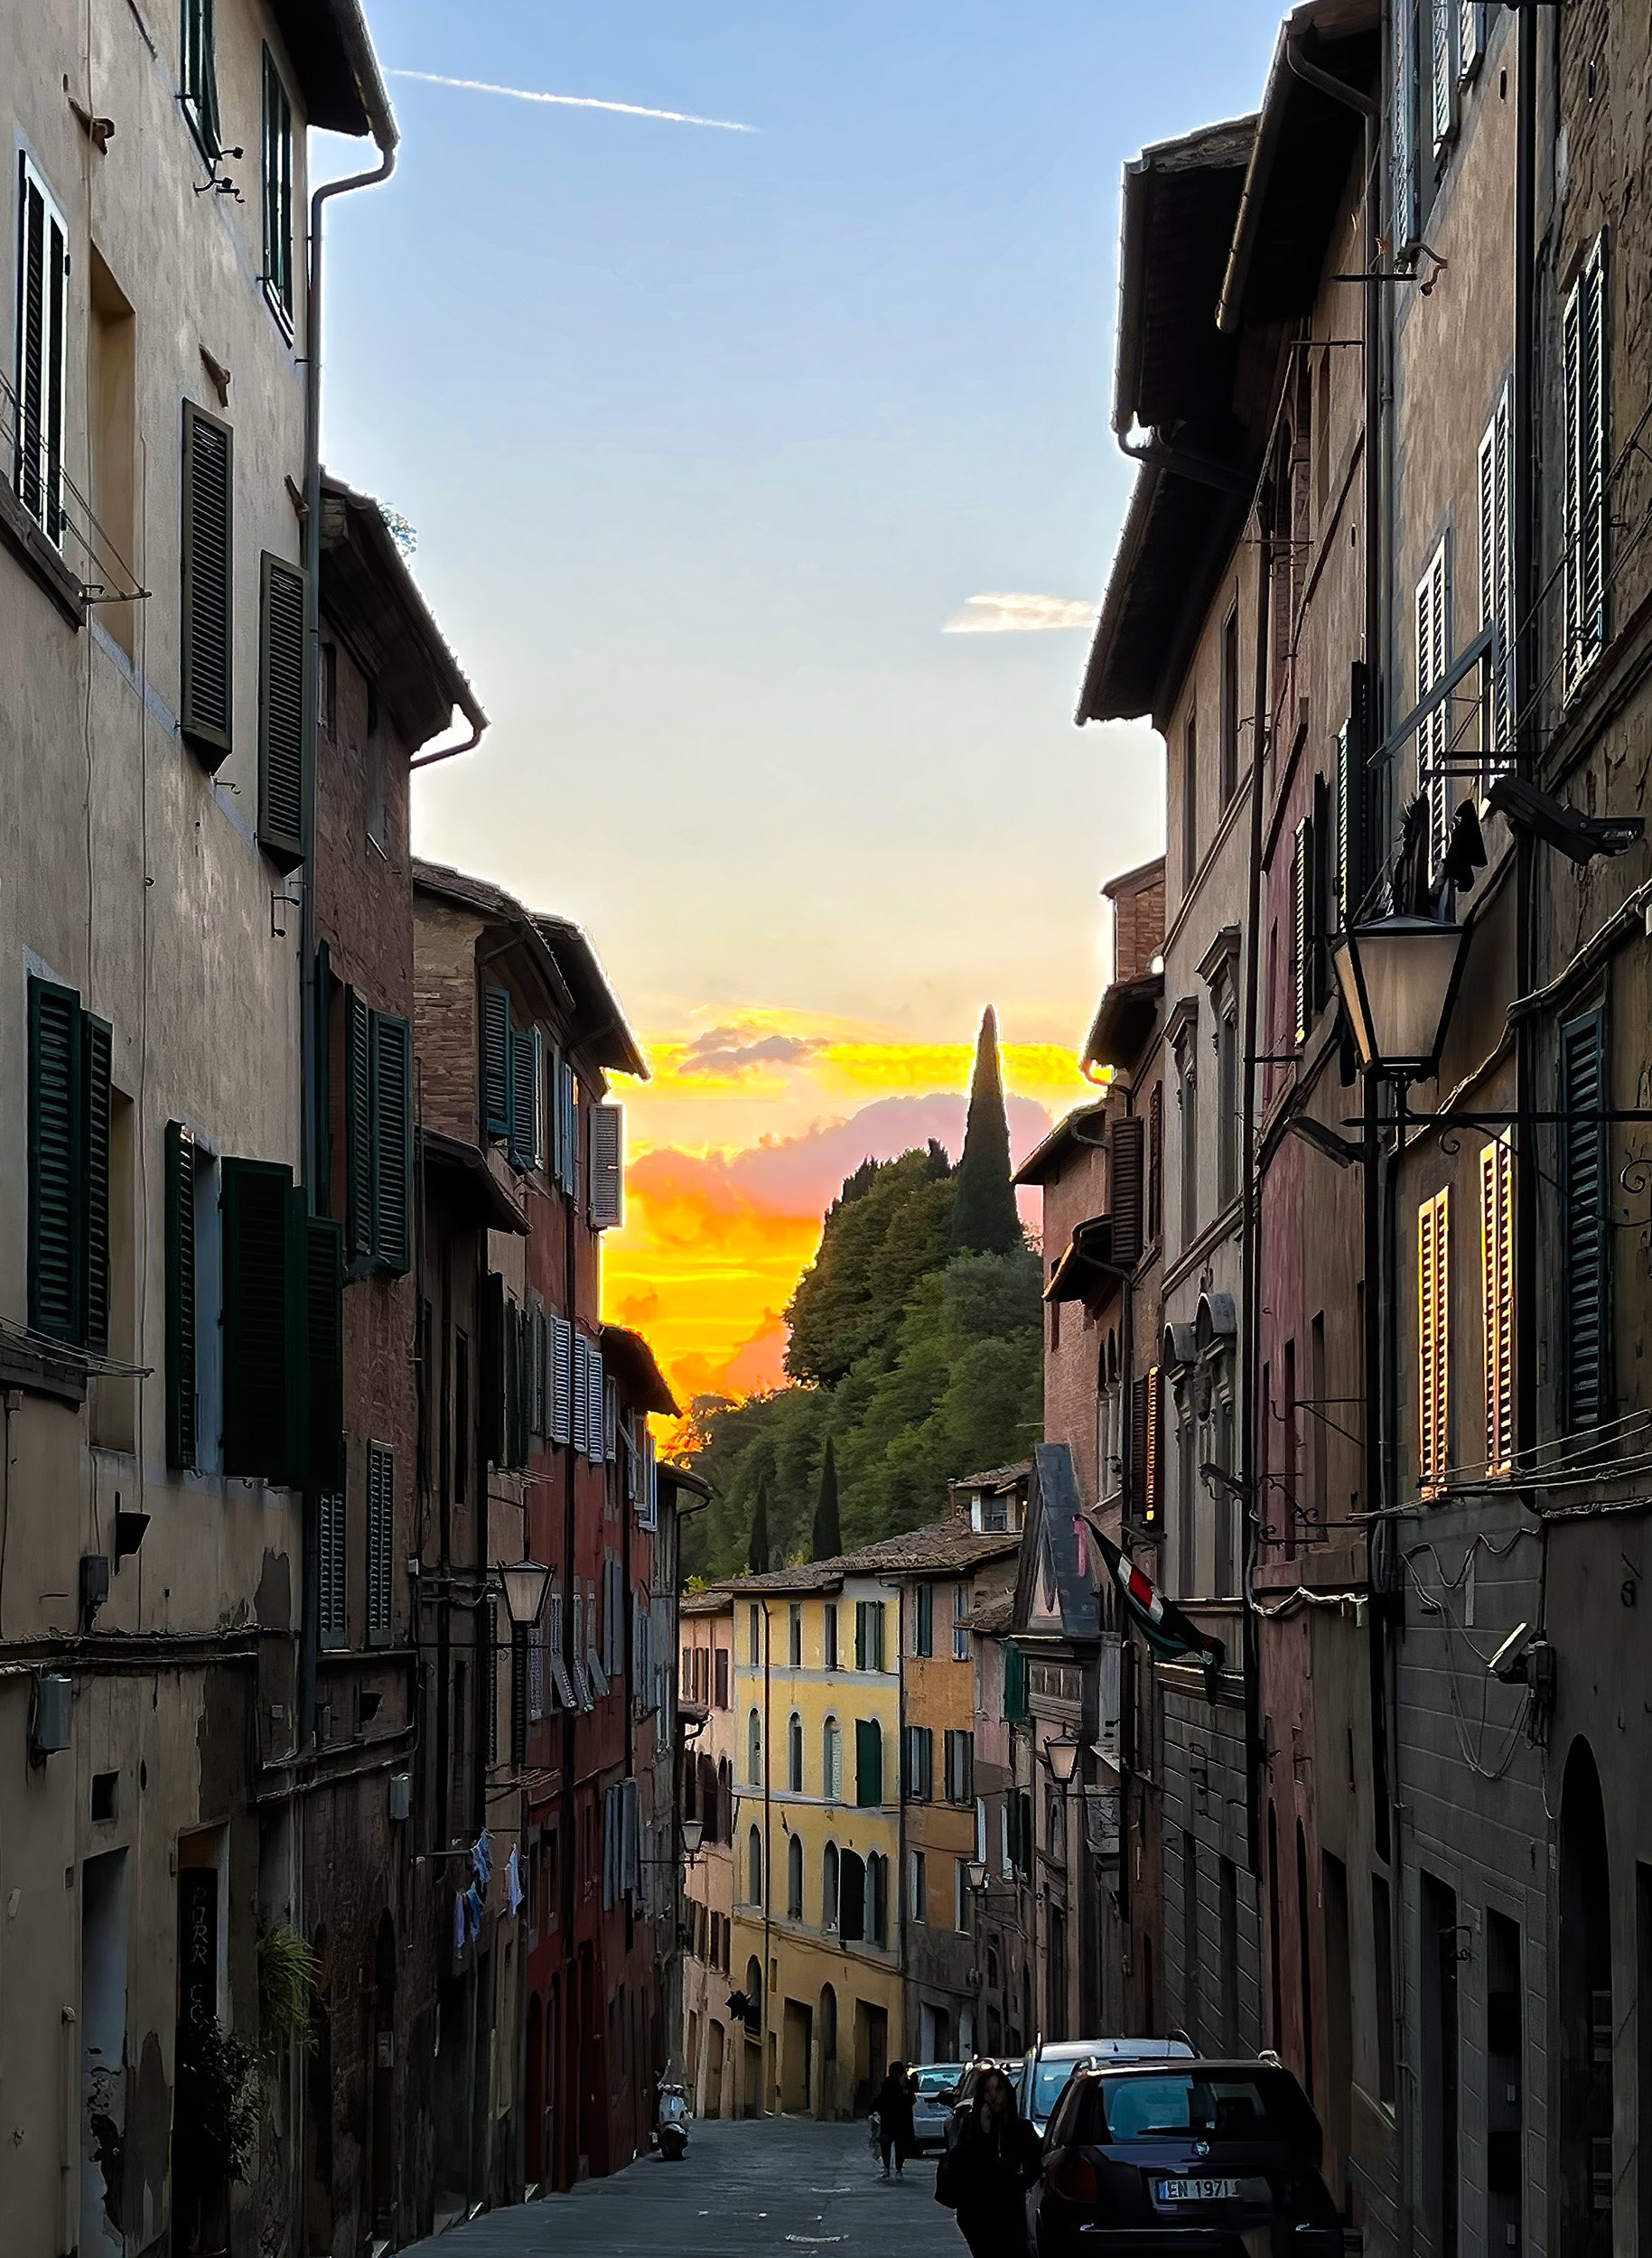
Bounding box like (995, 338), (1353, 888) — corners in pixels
(678, 1010), (1044, 1579)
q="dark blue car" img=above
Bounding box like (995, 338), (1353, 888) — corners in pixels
(1031, 2059), (1345, 2255)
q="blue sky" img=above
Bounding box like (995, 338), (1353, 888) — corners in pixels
(321, 2), (1281, 1052)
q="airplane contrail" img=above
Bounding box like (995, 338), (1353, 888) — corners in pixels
(387, 70), (756, 133)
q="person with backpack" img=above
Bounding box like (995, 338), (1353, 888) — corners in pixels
(872, 2060), (918, 2179)
(934, 2064), (1042, 2254)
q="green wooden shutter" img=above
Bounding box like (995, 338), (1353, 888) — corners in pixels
(181, 403), (233, 766)
(80, 1014), (112, 1357)
(346, 989), (371, 1258)
(221, 1158), (296, 1480)
(1003, 1642), (1028, 1725)
(27, 976), (83, 1343)
(305, 1217), (344, 1489)
(369, 1012), (413, 1274)
(366, 1441), (394, 1644)
(508, 1026), (536, 1170)
(482, 1273), (507, 1466)
(257, 552), (307, 869)
(855, 1717), (882, 1806)
(854, 1601), (866, 1672)
(482, 989), (511, 1142)
(1560, 1009), (1611, 1434)
(165, 1123), (198, 1470)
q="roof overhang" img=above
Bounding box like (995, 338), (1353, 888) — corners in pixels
(1076, 463), (1252, 730)
(1045, 1218), (1122, 1306)
(1083, 972), (1164, 1072)
(320, 476), (486, 752)
(1114, 115), (1256, 435)
(420, 1131), (528, 1235)
(600, 1325), (679, 1417)
(535, 918), (649, 1081)
(1013, 1103), (1106, 1190)
(272, 0), (397, 143)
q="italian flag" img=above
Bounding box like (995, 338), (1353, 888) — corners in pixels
(1092, 1526), (1226, 1675)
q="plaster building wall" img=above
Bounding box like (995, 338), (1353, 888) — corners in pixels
(680, 1596), (738, 2121)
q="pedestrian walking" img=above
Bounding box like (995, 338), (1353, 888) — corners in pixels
(873, 2060), (918, 2179)
(933, 2065), (1042, 2256)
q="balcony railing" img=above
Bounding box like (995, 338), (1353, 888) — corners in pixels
(2, 373), (148, 609)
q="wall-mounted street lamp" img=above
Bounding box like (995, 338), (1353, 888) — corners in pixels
(966, 1858), (989, 1895)
(1045, 1736), (1081, 1787)
(1329, 914), (1471, 1083)
(681, 1818), (705, 1860)
(498, 1557), (554, 1629)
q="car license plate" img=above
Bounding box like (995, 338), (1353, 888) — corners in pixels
(1154, 2177), (1243, 2202)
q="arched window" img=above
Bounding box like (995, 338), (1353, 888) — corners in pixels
(823, 1716), (843, 1802)
(1047, 1788), (1067, 1865)
(747, 1824), (762, 1907)
(747, 1707), (761, 1787)
(787, 1833), (804, 1919)
(789, 1711), (804, 1794)
(823, 1842), (840, 1929)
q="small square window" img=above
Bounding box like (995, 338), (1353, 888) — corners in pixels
(91, 1771), (118, 1823)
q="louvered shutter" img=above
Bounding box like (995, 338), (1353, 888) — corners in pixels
(1417, 1190), (1450, 1493)
(257, 554), (307, 867)
(551, 1315), (573, 1445)
(165, 1124), (198, 1469)
(1430, 0), (1452, 147)
(589, 1348), (605, 1460)
(510, 1625), (528, 1765)
(1459, 1), (1482, 78)
(80, 1015), (112, 1358)
(14, 156), (68, 545)
(181, 405), (234, 764)
(1479, 387), (1514, 772)
(482, 990), (511, 1142)
(1563, 240), (1609, 696)
(485, 1602), (500, 1762)
(346, 991), (372, 1258)
(1145, 1365), (1162, 1525)
(317, 1483), (347, 1646)
(572, 1332), (586, 1458)
(1336, 723), (1355, 915)
(589, 1105), (623, 1229)
(28, 977), (83, 1343)
(304, 1217), (344, 1488)
(1293, 817), (1311, 1046)
(530, 1308), (546, 1434)
(367, 1441), (394, 1644)
(1417, 541), (1451, 872)
(563, 1067), (581, 1203)
(1560, 1010), (1610, 1433)
(1110, 1115), (1145, 1265)
(1311, 773), (1330, 1013)
(222, 1159), (298, 1481)
(369, 1012), (412, 1273)
(1147, 1082), (1163, 1242)
(1480, 1137), (1515, 1477)
(1392, 0), (1417, 250)
(481, 1273), (506, 1466)
(1130, 1375), (1150, 1518)
(509, 1026), (537, 1170)
(603, 1375), (618, 1462)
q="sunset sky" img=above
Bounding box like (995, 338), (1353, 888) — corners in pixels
(317, 2), (1286, 1404)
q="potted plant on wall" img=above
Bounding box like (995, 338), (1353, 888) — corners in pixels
(173, 2013), (259, 2255)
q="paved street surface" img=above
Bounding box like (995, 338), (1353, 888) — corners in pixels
(404, 2116), (972, 2256)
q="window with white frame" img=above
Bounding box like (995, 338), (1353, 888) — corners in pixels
(1416, 537), (1451, 873)
(181, 0), (222, 154)
(1563, 238), (1609, 698)
(12, 155), (70, 542)
(1478, 383), (1514, 777)
(261, 49), (294, 331)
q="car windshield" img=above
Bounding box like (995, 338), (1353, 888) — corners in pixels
(1029, 2058), (1086, 2119)
(1084, 2072), (1317, 2146)
(916, 2068), (960, 2095)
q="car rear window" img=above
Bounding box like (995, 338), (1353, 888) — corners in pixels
(916, 2069), (957, 2095)
(1080, 2072), (1317, 2146)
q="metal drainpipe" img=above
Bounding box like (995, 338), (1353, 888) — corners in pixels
(1238, 487), (1271, 1899)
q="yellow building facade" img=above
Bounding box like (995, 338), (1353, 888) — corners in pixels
(728, 1564), (904, 2118)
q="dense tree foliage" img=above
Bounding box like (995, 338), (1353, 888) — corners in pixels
(677, 1092), (1041, 1584)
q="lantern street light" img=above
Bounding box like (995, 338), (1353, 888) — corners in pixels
(497, 1557), (553, 1630)
(1329, 914), (1472, 1082)
(966, 1858), (989, 1895)
(1046, 1736), (1082, 1787)
(681, 1818), (705, 1860)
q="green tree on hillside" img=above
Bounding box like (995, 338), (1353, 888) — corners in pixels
(951, 1007), (1024, 1256)
(785, 1143), (955, 1385)
(811, 1435), (842, 1560)
(747, 1473), (772, 1574)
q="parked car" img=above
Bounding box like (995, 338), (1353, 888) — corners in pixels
(945, 2056), (1023, 2148)
(1031, 2058), (1343, 2254)
(910, 2063), (966, 2151)
(1018, 2038), (1196, 2141)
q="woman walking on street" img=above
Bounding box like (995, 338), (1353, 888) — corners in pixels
(934, 2065), (1042, 2256)
(873, 2061), (918, 2179)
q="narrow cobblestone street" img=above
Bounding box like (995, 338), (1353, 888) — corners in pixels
(403, 2118), (971, 2258)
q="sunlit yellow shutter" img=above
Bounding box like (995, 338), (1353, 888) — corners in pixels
(1418, 1190), (1451, 1494)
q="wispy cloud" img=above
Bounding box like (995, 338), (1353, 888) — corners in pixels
(944, 592), (1097, 635)
(388, 70), (756, 134)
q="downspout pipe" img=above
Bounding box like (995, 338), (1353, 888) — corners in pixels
(1237, 486), (1270, 1894)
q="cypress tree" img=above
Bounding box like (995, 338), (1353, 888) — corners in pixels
(811, 1436), (842, 1561)
(747, 1473), (771, 1576)
(951, 1005), (1023, 1255)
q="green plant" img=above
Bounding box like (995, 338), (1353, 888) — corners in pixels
(257, 1927), (319, 2061)
(176, 2014), (260, 2191)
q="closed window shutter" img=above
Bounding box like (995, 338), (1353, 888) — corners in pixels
(221, 1158), (297, 1480)
(604, 1374), (618, 1462)
(165, 1123), (198, 1469)
(1147, 1083), (1163, 1242)
(80, 1015), (112, 1358)
(589, 1105), (623, 1229)
(1480, 1136), (1515, 1477)
(589, 1348), (605, 1460)
(1146, 1365), (1162, 1524)
(1459, 0), (1482, 78)
(1293, 817), (1311, 1046)
(346, 991), (372, 1257)
(1416, 540), (1451, 872)
(1430, 0), (1452, 146)
(1311, 773), (1331, 1015)
(563, 1067), (581, 1204)
(551, 1314), (573, 1445)
(1417, 1190), (1451, 1492)
(318, 1483), (347, 1645)
(1392, 1), (1417, 250)
(856, 1718), (882, 1806)
(369, 1012), (413, 1273)
(509, 1026), (537, 1169)
(305, 1217), (344, 1489)
(482, 989), (511, 1142)
(572, 1332), (587, 1458)
(485, 1601), (499, 1764)
(1110, 1115), (1145, 1265)
(1560, 1009), (1610, 1433)
(181, 404), (234, 763)
(530, 1307), (546, 1435)
(14, 156), (68, 544)
(1479, 386), (1514, 772)
(510, 1625), (528, 1765)
(28, 977), (84, 1343)
(260, 49), (294, 322)
(1563, 239), (1609, 696)
(367, 1442), (394, 1644)
(1130, 1375), (1150, 1517)
(481, 1273), (506, 1465)
(257, 553), (307, 866)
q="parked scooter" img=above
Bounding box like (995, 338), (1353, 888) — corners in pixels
(657, 2080), (691, 2161)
